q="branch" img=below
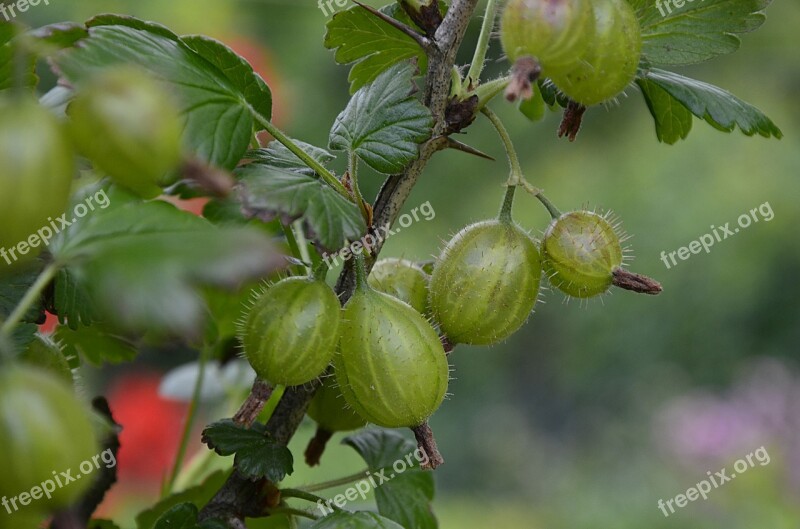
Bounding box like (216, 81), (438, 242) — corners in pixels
(199, 1), (480, 524)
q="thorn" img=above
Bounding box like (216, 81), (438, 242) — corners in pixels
(353, 1), (432, 51)
(445, 137), (495, 160)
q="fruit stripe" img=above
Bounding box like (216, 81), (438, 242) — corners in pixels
(431, 221), (541, 345)
(337, 291), (448, 428)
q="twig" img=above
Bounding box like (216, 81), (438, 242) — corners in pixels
(233, 378), (274, 427)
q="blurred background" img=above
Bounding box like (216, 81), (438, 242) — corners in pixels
(16, 0), (800, 527)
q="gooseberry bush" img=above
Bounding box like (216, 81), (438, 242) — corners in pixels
(0, 0), (782, 527)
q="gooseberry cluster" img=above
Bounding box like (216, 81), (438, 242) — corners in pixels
(238, 186), (660, 467)
(501, 0), (642, 105)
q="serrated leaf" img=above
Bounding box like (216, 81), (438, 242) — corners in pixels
(636, 77), (693, 144)
(330, 62), (433, 174)
(638, 69), (782, 140)
(344, 430), (437, 529)
(246, 140), (336, 177)
(202, 419), (293, 482)
(53, 15), (270, 170)
(324, 5), (427, 94)
(136, 470), (229, 529)
(237, 164), (366, 252)
(311, 511), (405, 529)
(153, 503), (198, 529)
(48, 187), (284, 337)
(54, 324), (138, 366)
(180, 35), (272, 121)
(630, 0), (772, 66)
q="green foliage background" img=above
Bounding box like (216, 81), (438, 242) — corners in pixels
(17, 0), (800, 527)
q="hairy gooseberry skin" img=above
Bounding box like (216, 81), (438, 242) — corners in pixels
(307, 375), (367, 432)
(429, 220), (542, 345)
(501, 0), (596, 77)
(335, 288), (448, 429)
(240, 277), (340, 387)
(0, 97), (73, 266)
(550, 0), (642, 105)
(68, 67), (182, 199)
(20, 335), (73, 385)
(368, 258), (429, 314)
(542, 211), (623, 298)
(0, 366), (99, 512)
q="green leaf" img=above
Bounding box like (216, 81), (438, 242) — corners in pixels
(236, 164), (366, 252)
(637, 68), (782, 140)
(136, 471), (229, 529)
(636, 77), (693, 144)
(53, 15), (270, 170)
(324, 5), (427, 94)
(202, 419), (293, 482)
(310, 511), (405, 529)
(630, 0), (772, 66)
(330, 62), (433, 174)
(344, 430), (437, 529)
(49, 187), (284, 337)
(54, 324), (138, 366)
(0, 22), (37, 92)
(0, 263), (46, 324)
(246, 140), (336, 177)
(153, 503), (198, 529)
(180, 35), (272, 121)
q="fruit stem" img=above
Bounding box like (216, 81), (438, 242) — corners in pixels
(281, 222), (308, 276)
(298, 469), (371, 493)
(474, 76), (511, 110)
(0, 263), (58, 340)
(280, 488), (341, 510)
(251, 110), (352, 200)
(499, 185), (516, 223)
(464, 0), (500, 91)
(349, 151), (371, 223)
(164, 344), (211, 498)
(353, 251), (370, 292)
(312, 261), (330, 281)
(536, 193), (562, 220)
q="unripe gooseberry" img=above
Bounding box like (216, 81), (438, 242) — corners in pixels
(239, 276), (341, 387)
(0, 96), (73, 269)
(19, 335), (73, 385)
(68, 66), (183, 199)
(501, 0), (596, 77)
(429, 220), (542, 345)
(550, 0), (642, 105)
(368, 258), (429, 314)
(0, 366), (99, 513)
(335, 257), (449, 429)
(542, 210), (624, 298)
(307, 375), (367, 433)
